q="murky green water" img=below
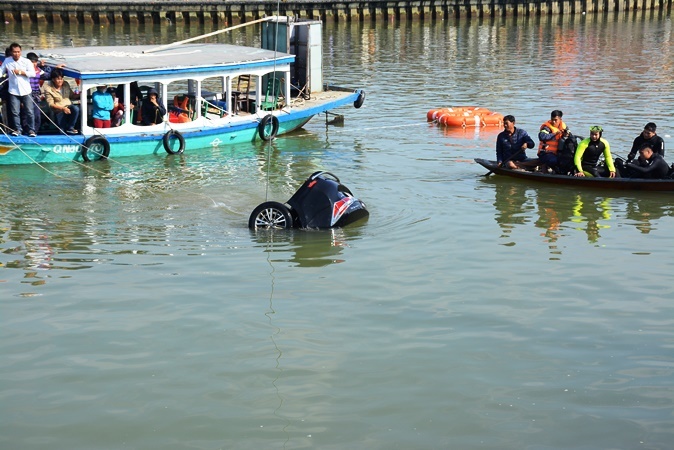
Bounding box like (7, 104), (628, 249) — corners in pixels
(1, 11), (673, 450)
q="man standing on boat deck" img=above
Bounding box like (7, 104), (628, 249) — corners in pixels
(495, 115), (536, 169)
(626, 122), (665, 162)
(537, 110), (569, 173)
(0, 43), (36, 137)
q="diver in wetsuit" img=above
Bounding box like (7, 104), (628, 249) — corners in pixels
(624, 144), (670, 179)
(627, 122), (665, 162)
(573, 126), (616, 178)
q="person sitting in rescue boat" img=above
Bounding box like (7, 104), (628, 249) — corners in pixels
(573, 126), (616, 178)
(495, 115), (537, 170)
(626, 122), (665, 163)
(624, 144), (670, 179)
(538, 109), (569, 173)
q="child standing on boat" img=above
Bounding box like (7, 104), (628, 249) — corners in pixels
(92, 85), (114, 128)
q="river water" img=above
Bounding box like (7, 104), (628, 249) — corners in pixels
(1, 11), (673, 450)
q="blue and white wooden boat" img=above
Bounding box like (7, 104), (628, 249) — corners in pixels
(0, 16), (365, 165)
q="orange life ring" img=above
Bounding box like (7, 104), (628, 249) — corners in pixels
(428, 106), (503, 128)
(482, 112), (504, 127)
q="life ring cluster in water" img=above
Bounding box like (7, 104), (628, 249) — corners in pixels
(427, 106), (504, 128)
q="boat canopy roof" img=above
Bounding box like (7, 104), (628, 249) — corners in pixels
(34, 43), (295, 82)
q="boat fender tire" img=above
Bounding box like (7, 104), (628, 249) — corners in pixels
(81, 136), (110, 162)
(354, 90), (366, 109)
(258, 114), (280, 141)
(163, 129), (185, 154)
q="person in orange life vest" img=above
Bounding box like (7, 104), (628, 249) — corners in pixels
(537, 109), (570, 172)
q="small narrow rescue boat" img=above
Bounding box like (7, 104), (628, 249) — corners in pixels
(427, 106), (504, 128)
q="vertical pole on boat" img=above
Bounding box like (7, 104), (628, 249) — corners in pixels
(265, 4), (281, 202)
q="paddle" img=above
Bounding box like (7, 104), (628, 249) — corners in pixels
(484, 146), (527, 176)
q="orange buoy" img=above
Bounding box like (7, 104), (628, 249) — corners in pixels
(481, 112), (504, 127)
(427, 108), (443, 122)
(427, 106), (503, 128)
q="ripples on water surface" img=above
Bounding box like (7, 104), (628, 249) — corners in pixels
(1, 12), (673, 449)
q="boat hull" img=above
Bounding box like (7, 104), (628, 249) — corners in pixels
(475, 158), (674, 192)
(0, 89), (359, 165)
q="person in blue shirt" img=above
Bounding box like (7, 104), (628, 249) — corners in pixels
(495, 115), (536, 169)
(91, 85), (114, 128)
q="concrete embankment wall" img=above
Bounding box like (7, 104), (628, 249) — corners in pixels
(0, 0), (671, 25)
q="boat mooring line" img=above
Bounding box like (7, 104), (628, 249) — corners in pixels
(326, 119), (429, 134)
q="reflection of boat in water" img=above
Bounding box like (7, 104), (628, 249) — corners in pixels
(0, 16), (365, 165)
(492, 180), (533, 241)
(437, 124), (502, 140)
(624, 196), (671, 234)
(476, 158), (674, 191)
(484, 177), (672, 245)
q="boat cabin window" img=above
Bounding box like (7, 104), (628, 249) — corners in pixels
(201, 75), (229, 119)
(109, 81), (165, 127)
(167, 79), (198, 123)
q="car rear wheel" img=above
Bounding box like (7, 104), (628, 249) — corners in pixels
(248, 201), (293, 229)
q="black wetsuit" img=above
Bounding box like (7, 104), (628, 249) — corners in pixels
(625, 154), (670, 179)
(627, 134), (665, 161)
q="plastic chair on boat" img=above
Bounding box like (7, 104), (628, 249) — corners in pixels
(260, 77), (282, 111)
(201, 98), (227, 118)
